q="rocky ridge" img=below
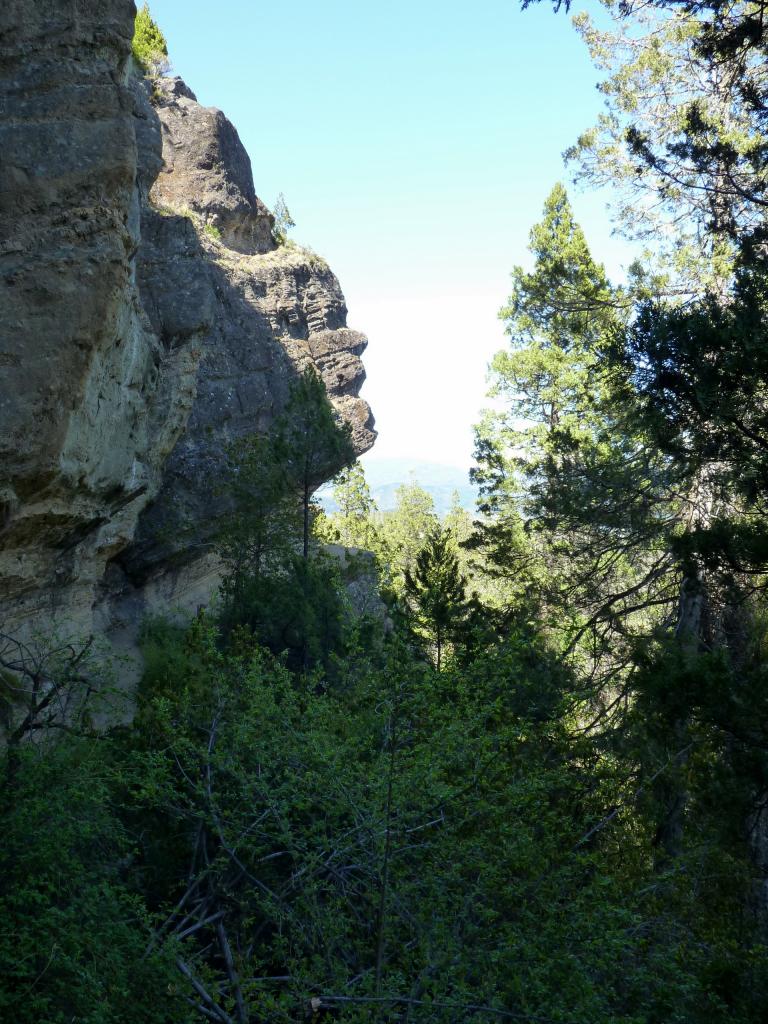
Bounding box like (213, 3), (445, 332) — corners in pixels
(0, 0), (375, 654)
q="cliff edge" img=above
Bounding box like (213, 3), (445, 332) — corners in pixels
(0, 0), (375, 649)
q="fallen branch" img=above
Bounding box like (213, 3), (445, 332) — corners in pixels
(176, 957), (235, 1024)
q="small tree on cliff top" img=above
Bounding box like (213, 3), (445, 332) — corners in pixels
(132, 3), (169, 77)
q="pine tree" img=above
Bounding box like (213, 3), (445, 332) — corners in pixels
(325, 461), (381, 550)
(132, 3), (169, 76)
(378, 479), (440, 590)
(475, 185), (679, 683)
(443, 491), (473, 552)
(530, 0), (768, 286)
(274, 368), (356, 561)
(219, 433), (298, 591)
(271, 193), (296, 245)
(218, 368), (355, 670)
(404, 526), (471, 671)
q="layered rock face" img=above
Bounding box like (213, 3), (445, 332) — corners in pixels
(0, 0), (375, 648)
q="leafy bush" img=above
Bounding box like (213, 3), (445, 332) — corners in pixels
(2, 608), (767, 1022)
(0, 738), (183, 1024)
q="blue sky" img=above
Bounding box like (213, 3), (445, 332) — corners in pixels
(148, 0), (635, 467)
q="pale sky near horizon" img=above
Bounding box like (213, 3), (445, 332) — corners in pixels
(148, 0), (635, 469)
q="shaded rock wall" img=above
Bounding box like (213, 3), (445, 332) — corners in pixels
(0, 0), (375, 651)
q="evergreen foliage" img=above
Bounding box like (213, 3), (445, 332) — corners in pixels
(474, 184), (676, 682)
(218, 368), (354, 671)
(404, 525), (471, 670)
(131, 3), (169, 76)
(5, 3), (768, 1021)
(277, 368), (356, 559)
(316, 460), (381, 550)
(272, 193), (296, 245)
(377, 479), (441, 589)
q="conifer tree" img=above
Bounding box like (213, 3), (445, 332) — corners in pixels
(218, 368), (354, 670)
(476, 184), (679, 683)
(219, 432), (298, 594)
(404, 526), (471, 671)
(529, 1), (768, 284)
(325, 461), (380, 550)
(443, 491), (473, 552)
(566, 3), (766, 292)
(274, 368), (356, 560)
(378, 479), (440, 589)
(132, 3), (169, 76)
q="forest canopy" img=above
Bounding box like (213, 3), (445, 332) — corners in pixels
(3, 1), (768, 1022)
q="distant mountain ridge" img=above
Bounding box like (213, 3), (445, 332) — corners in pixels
(319, 457), (479, 516)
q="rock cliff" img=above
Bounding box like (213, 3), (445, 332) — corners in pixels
(0, 0), (375, 650)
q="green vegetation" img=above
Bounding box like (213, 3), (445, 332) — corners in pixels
(5, 0), (768, 1020)
(316, 461), (379, 550)
(272, 193), (296, 245)
(217, 368), (355, 672)
(403, 525), (472, 671)
(5, 406), (766, 1021)
(131, 3), (169, 76)
(377, 479), (441, 586)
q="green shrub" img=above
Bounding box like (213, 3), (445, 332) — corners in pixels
(0, 738), (183, 1024)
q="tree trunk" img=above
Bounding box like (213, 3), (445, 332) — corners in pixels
(303, 479), (309, 561)
(375, 698), (398, 1017)
(653, 567), (705, 865)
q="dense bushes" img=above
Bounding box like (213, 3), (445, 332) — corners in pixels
(3, 370), (767, 1022)
(0, 738), (184, 1024)
(2, 611), (766, 1022)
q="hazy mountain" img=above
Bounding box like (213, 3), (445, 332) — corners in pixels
(318, 457), (479, 516)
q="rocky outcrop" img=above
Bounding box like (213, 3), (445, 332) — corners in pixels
(0, 0), (375, 650)
(150, 76), (274, 254)
(120, 237), (373, 583)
